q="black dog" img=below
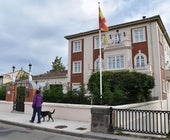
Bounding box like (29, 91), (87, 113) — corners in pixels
(41, 109), (55, 122)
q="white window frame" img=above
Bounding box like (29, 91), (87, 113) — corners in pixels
(73, 40), (82, 53)
(132, 27), (146, 43)
(94, 37), (100, 49)
(161, 55), (165, 69)
(134, 53), (146, 68)
(94, 58), (104, 71)
(108, 55), (125, 70)
(94, 36), (104, 49)
(166, 81), (169, 93)
(162, 80), (165, 93)
(72, 83), (81, 90)
(114, 34), (121, 44)
(73, 61), (82, 73)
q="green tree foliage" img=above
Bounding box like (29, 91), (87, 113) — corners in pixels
(42, 83), (90, 104)
(88, 71), (155, 105)
(50, 56), (66, 72)
(0, 85), (6, 100)
(43, 85), (63, 102)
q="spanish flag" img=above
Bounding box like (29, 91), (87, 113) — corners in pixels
(99, 6), (109, 32)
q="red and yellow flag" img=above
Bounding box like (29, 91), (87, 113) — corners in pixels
(99, 6), (109, 32)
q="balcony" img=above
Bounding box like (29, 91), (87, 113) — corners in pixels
(134, 64), (153, 75)
(104, 39), (132, 51)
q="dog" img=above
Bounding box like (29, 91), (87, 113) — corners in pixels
(41, 109), (55, 122)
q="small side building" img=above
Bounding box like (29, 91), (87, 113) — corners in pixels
(32, 70), (68, 93)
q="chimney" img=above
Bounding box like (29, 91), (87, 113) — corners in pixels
(142, 16), (146, 19)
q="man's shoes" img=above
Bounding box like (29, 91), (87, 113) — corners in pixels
(37, 122), (41, 124)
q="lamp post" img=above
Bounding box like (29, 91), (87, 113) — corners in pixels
(28, 63), (32, 82)
(12, 66), (16, 111)
(12, 66), (15, 82)
(28, 63), (32, 73)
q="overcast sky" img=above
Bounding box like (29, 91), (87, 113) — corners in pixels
(0, 0), (170, 75)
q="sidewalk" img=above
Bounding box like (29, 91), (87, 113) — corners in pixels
(0, 111), (165, 140)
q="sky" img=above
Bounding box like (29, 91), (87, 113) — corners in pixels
(0, 0), (170, 75)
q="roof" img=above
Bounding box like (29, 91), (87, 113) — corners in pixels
(3, 69), (29, 84)
(64, 15), (170, 46)
(32, 70), (67, 80)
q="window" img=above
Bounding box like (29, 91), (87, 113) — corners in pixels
(108, 55), (124, 70)
(162, 80), (165, 92)
(166, 81), (169, 93)
(134, 53), (146, 68)
(161, 55), (165, 69)
(110, 34), (122, 44)
(114, 34), (121, 44)
(94, 37), (99, 49)
(94, 58), (104, 71)
(73, 61), (81, 73)
(72, 83), (81, 90)
(133, 27), (146, 43)
(73, 40), (81, 52)
(94, 36), (104, 49)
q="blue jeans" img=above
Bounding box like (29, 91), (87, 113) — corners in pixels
(31, 107), (41, 123)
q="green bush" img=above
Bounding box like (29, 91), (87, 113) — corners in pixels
(0, 85), (6, 100)
(88, 71), (155, 105)
(43, 84), (64, 103)
(42, 84), (90, 104)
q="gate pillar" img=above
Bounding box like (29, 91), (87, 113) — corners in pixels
(91, 107), (110, 133)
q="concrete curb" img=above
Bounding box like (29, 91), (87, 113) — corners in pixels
(0, 120), (116, 140)
(0, 119), (165, 140)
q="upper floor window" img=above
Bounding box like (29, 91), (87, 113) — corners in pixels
(132, 27), (146, 43)
(94, 37), (100, 49)
(73, 40), (82, 53)
(109, 33), (122, 44)
(114, 34), (121, 44)
(134, 53), (146, 68)
(108, 55), (124, 70)
(73, 61), (81, 73)
(94, 36), (105, 49)
(161, 55), (165, 69)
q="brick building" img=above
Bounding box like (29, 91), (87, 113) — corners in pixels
(65, 15), (170, 100)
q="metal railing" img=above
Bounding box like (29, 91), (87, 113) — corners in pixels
(109, 107), (170, 135)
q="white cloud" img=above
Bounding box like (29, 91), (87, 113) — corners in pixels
(0, 0), (170, 75)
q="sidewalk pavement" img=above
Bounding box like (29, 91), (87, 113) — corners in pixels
(0, 111), (165, 140)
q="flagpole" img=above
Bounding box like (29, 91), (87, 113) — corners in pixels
(98, 2), (102, 104)
(99, 29), (102, 104)
(98, 2), (109, 104)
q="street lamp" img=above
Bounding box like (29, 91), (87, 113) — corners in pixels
(12, 66), (16, 111)
(12, 66), (15, 73)
(28, 63), (32, 72)
(28, 63), (32, 82)
(12, 66), (15, 82)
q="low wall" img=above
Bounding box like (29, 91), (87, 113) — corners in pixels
(113, 100), (165, 110)
(0, 100), (167, 123)
(0, 101), (13, 112)
(25, 102), (92, 122)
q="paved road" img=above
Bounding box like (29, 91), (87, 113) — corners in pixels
(0, 122), (98, 140)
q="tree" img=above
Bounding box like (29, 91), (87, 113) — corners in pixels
(42, 84), (64, 103)
(0, 85), (6, 100)
(88, 71), (155, 105)
(50, 56), (66, 72)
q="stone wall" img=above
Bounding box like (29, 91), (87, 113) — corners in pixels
(0, 100), (166, 124)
